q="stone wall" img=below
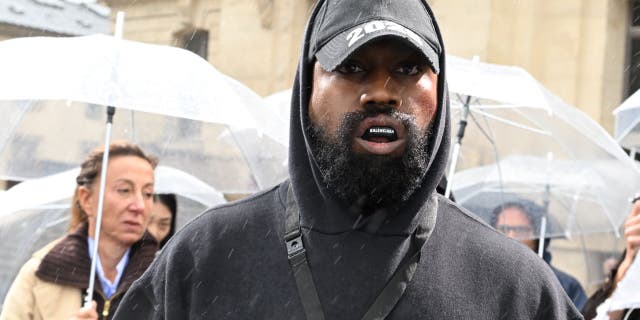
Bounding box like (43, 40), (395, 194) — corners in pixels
(103, 0), (629, 131)
(432, 0), (628, 132)
(105, 0), (312, 96)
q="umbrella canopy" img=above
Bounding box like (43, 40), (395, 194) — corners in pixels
(0, 35), (288, 193)
(447, 55), (640, 237)
(0, 165), (225, 305)
(452, 155), (633, 238)
(613, 89), (640, 150)
(264, 88), (293, 134)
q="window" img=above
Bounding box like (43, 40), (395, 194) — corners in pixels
(176, 29), (210, 138)
(626, 1), (640, 97)
(182, 29), (209, 60)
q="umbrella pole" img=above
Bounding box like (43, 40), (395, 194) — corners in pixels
(537, 216), (547, 258)
(84, 11), (126, 309)
(444, 96), (471, 198)
(84, 106), (116, 306)
(538, 180), (550, 258)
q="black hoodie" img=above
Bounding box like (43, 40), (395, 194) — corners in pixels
(114, 1), (583, 319)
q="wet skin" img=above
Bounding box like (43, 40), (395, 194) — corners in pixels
(309, 38), (439, 158)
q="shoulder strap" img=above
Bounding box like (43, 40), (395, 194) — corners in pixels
(285, 184), (427, 320)
(285, 185), (326, 320)
(360, 232), (423, 320)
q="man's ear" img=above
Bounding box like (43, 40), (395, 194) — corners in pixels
(77, 186), (94, 218)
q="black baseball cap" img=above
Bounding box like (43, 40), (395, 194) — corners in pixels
(309, 0), (441, 74)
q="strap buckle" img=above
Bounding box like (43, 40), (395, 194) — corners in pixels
(286, 234), (305, 259)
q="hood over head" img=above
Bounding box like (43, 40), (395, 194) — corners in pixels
(288, 0), (450, 236)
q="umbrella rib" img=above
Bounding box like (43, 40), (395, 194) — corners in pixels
(470, 108), (551, 136)
(469, 111), (508, 206)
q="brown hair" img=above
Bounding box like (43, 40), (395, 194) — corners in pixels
(69, 141), (158, 231)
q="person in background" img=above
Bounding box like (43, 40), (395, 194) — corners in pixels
(491, 200), (588, 310)
(582, 200), (640, 320)
(0, 141), (158, 320)
(148, 193), (177, 249)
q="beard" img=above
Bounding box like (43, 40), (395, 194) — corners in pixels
(308, 108), (431, 211)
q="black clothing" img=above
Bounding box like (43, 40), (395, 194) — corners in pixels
(114, 182), (582, 319)
(114, 0), (582, 319)
(552, 267), (587, 311)
(582, 250), (640, 319)
(541, 234), (587, 310)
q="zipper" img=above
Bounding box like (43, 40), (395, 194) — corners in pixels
(102, 299), (111, 318)
(93, 290), (122, 320)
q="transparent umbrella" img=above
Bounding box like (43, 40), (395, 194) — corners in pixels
(452, 155), (636, 239)
(0, 165), (226, 306)
(452, 155), (632, 291)
(264, 88), (293, 137)
(613, 88), (640, 152)
(446, 55), (640, 239)
(0, 34), (288, 194)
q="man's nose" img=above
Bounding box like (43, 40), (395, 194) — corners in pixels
(360, 70), (402, 109)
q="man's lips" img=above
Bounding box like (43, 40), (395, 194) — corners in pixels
(353, 115), (406, 155)
(355, 115), (405, 139)
(354, 138), (405, 155)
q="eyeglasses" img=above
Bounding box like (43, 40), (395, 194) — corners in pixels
(495, 225), (534, 238)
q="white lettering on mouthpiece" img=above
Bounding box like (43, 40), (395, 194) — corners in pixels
(369, 128), (395, 135)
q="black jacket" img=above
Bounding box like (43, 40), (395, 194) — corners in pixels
(114, 0), (582, 319)
(582, 250), (640, 319)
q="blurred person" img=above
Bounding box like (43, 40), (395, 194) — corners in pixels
(148, 193), (177, 249)
(582, 200), (640, 320)
(491, 200), (588, 310)
(0, 141), (158, 320)
(115, 0), (582, 318)
(602, 257), (620, 280)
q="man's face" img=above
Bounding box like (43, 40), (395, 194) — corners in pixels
(308, 38), (439, 209)
(495, 207), (538, 251)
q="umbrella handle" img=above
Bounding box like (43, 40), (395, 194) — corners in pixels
(537, 216), (547, 258)
(84, 106), (117, 307)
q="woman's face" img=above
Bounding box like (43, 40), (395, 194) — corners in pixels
(80, 155), (155, 247)
(147, 201), (172, 243)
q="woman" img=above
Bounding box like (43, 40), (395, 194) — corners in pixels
(582, 200), (640, 319)
(148, 193), (177, 248)
(0, 141), (159, 320)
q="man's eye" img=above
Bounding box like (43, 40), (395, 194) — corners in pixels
(336, 62), (364, 74)
(396, 64), (422, 76)
(117, 188), (131, 194)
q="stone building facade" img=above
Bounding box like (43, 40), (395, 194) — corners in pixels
(103, 0), (631, 134)
(103, 0), (312, 96)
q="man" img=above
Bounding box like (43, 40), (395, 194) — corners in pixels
(114, 0), (583, 319)
(491, 200), (588, 310)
